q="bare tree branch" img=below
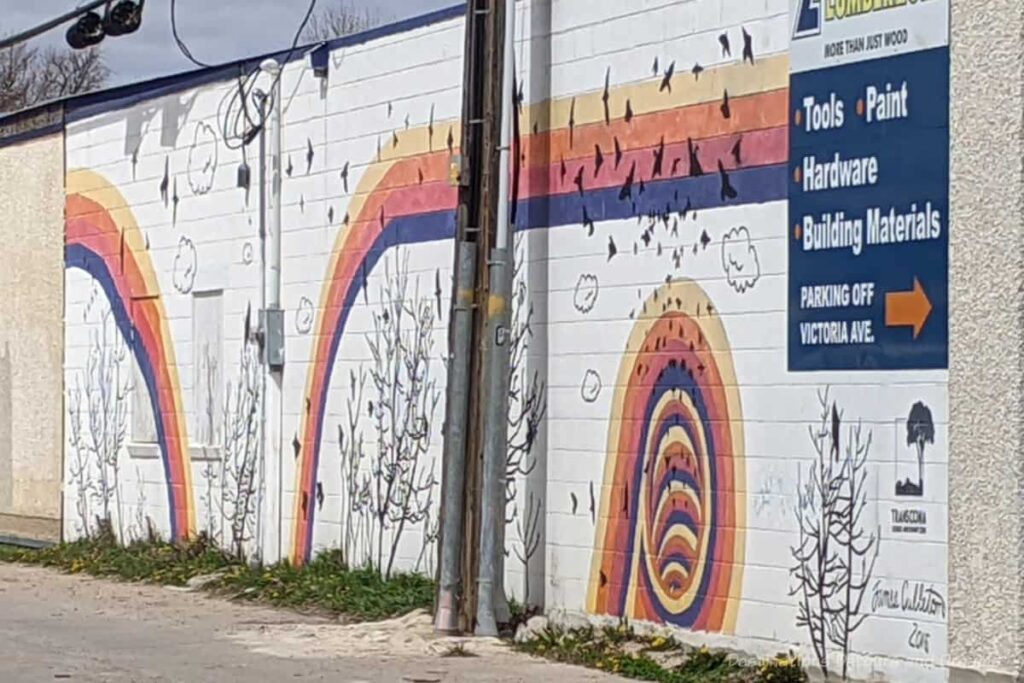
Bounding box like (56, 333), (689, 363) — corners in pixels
(301, 2), (383, 42)
(0, 40), (108, 113)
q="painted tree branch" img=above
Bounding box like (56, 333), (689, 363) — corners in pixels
(790, 388), (879, 681)
(365, 252), (440, 578)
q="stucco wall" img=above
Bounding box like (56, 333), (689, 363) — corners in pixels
(0, 131), (65, 541)
(948, 0), (1024, 680)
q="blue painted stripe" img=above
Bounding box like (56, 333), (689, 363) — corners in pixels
(65, 243), (180, 540)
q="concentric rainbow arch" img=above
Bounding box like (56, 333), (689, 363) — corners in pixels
(65, 169), (196, 540)
(289, 53), (788, 564)
(586, 278), (745, 632)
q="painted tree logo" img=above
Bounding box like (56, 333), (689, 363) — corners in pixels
(897, 401), (934, 497)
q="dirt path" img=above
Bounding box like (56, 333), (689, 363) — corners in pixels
(0, 562), (623, 683)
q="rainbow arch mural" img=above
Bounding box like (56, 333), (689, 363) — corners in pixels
(65, 169), (196, 540)
(586, 278), (745, 632)
(289, 54), (788, 563)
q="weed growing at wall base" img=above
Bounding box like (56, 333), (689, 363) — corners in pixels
(514, 623), (806, 683)
(0, 532), (433, 622)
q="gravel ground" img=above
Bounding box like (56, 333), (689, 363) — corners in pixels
(0, 562), (624, 683)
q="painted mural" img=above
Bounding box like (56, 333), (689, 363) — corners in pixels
(587, 278), (745, 633)
(58, 0), (949, 681)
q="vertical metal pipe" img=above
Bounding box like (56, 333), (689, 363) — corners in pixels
(435, 242), (478, 634)
(261, 59), (283, 310)
(257, 95), (268, 559)
(475, 0), (516, 638)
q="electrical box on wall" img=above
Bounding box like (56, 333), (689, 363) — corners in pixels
(260, 308), (285, 370)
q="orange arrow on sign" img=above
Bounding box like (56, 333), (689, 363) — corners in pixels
(885, 278), (932, 339)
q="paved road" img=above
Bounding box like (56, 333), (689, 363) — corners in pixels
(0, 563), (621, 683)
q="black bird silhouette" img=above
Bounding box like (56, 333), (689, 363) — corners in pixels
(159, 157), (169, 205)
(582, 205), (594, 236)
(387, 101), (393, 117)
(573, 166), (585, 195)
(404, 113), (410, 129)
(316, 482), (324, 511)
(418, 167), (424, 184)
(624, 99), (634, 123)
(516, 77), (524, 111)
(172, 179), (179, 224)
(638, 177), (645, 195)
(292, 434), (301, 459)
(688, 138), (704, 176)
(286, 155), (293, 177)
(243, 303), (252, 341)
(607, 235), (618, 261)
(570, 492), (578, 515)
(435, 270), (443, 318)
(692, 63), (704, 79)
(831, 403), (841, 461)
(559, 156), (568, 184)
(568, 97), (576, 147)
(614, 137), (623, 168)
(447, 127), (454, 154)
(652, 136), (665, 178)
(306, 138), (314, 173)
(131, 145), (139, 179)
(732, 137), (743, 164)
(340, 162), (349, 193)
(361, 261), (369, 304)
(619, 161), (636, 200)
(700, 229), (711, 249)
(328, 207), (334, 223)
(659, 61), (675, 93)
(301, 492), (309, 519)
(589, 482), (596, 524)
(428, 104), (436, 148)
(392, 130), (399, 148)
(721, 89), (731, 119)
(718, 160), (737, 200)
(742, 27), (755, 64)
(343, 212), (350, 226)
(376, 135), (382, 161)
(602, 67), (611, 125)
(719, 32), (731, 57)
(599, 570), (608, 588)
(652, 56), (659, 75)
(683, 196), (693, 218)
(594, 144), (605, 176)
(641, 229), (651, 247)
(671, 157), (681, 176)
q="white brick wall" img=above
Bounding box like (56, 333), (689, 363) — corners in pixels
(60, 1), (949, 680)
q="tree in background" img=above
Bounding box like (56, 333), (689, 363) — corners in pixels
(301, 2), (383, 43)
(0, 41), (108, 113)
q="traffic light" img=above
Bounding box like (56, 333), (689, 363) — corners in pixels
(66, 1), (144, 49)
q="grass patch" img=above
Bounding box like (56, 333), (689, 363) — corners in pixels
(0, 532), (433, 623)
(514, 623), (806, 683)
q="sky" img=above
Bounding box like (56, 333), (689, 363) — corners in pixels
(7, 0), (456, 87)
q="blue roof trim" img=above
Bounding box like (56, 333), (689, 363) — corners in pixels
(0, 120), (64, 149)
(1, 3), (465, 133)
